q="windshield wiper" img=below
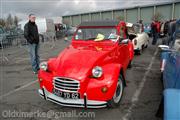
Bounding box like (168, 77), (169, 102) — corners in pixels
(86, 37), (96, 40)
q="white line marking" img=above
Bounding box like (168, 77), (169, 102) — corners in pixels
(15, 58), (47, 63)
(122, 48), (159, 120)
(0, 80), (38, 100)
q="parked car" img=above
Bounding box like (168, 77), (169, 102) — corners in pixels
(159, 20), (180, 80)
(158, 19), (180, 119)
(55, 23), (66, 38)
(0, 27), (10, 48)
(18, 18), (56, 42)
(38, 20), (134, 108)
(126, 22), (149, 54)
(164, 89), (180, 120)
(65, 26), (77, 37)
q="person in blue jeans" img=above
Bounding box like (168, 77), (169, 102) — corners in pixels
(24, 14), (40, 74)
(151, 20), (158, 45)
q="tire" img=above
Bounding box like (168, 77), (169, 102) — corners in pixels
(138, 48), (143, 55)
(145, 43), (148, 48)
(107, 74), (124, 108)
(128, 60), (132, 68)
(160, 72), (163, 83)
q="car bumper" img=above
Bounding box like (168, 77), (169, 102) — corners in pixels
(134, 47), (140, 51)
(38, 87), (107, 108)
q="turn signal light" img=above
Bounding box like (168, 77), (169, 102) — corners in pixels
(101, 87), (108, 93)
(134, 39), (137, 45)
(39, 78), (43, 82)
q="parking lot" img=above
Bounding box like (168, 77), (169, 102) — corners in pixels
(0, 38), (163, 120)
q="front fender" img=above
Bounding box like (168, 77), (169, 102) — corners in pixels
(86, 63), (123, 101)
(38, 70), (54, 93)
(38, 58), (57, 93)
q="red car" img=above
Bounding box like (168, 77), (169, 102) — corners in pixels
(38, 20), (134, 108)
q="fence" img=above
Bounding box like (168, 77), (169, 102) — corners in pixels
(0, 30), (67, 50)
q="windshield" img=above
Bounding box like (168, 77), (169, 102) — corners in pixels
(127, 24), (141, 34)
(74, 28), (119, 42)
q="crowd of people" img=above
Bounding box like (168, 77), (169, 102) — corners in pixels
(151, 19), (177, 47)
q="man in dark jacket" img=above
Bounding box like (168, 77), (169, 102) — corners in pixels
(24, 14), (40, 74)
(151, 20), (158, 45)
(168, 20), (176, 47)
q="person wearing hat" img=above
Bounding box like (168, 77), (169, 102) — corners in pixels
(24, 14), (40, 74)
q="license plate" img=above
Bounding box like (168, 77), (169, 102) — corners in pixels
(53, 89), (80, 99)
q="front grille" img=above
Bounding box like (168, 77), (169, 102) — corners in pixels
(53, 77), (80, 92)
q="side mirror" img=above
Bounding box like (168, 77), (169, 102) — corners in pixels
(158, 45), (169, 49)
(120, 39), (129, 44)
(158, 45), (170, 51)
(158, 45), (176, 52)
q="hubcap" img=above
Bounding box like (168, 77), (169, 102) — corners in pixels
(113, 77), (123, 103)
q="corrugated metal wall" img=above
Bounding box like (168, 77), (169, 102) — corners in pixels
(91, 13), (101, 21)
(102, 11), (112, 20)
(81, 14), (89, 22)
(141, 7), (154, 23)
(113, 10), (124, 20)
(175, 2), (180, 19)
(63, 2), (180, 26)
(72, 15), (80, 26)
(156, 4), (172, 20)
(126, 8), (138, 23)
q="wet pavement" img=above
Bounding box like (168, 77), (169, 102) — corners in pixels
(0, 38), (163, 120)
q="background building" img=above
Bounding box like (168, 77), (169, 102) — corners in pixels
(62, 1), (180, 26)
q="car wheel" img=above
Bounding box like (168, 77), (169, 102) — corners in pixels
(107, 74), (124, 108)
(138, 48), (143, 55)
(128, 60), (132, 68)
(145, 43), (148, 48)
(160, 72), (163, 83)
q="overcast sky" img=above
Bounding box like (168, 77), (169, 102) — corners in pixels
(0, 0), (176, 20)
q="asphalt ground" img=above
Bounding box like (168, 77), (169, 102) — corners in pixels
(0, 38), (163, 120)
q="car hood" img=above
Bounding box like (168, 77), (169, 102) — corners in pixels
(53, 44), (115, 80)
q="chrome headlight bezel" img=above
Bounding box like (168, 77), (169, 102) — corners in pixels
(40, 62), (48, 71)
(92, 66), (103, 78)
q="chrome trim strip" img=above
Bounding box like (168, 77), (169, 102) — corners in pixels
(53, 77), (80, 93)
(38, 88), (107, 108)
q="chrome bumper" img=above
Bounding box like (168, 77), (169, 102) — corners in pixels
(134, 47), (140, 51)
(38, 87), (107, 108)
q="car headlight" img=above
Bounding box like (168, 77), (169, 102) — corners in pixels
(40, 62), (48, 71)
(134, 39), (137, 45)
(92, 66), (103, 78)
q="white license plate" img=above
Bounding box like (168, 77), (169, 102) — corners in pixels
(53, 89), (80, 99)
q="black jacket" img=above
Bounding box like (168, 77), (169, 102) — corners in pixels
(151, 22), (157, 34)
(24, 21), (39, 44)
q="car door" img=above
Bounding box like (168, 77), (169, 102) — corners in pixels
(163, 52), (179, 89)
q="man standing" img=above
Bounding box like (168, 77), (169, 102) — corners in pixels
(138, 20), (144, 32)
(151, 20), (158, 45)
(168, 20), (176, 47)
(24, 14), (40, 74)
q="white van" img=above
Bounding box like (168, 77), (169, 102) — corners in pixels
(18, 18), (55, 42)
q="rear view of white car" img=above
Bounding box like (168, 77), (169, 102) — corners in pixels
(127, 23), (149, 55)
